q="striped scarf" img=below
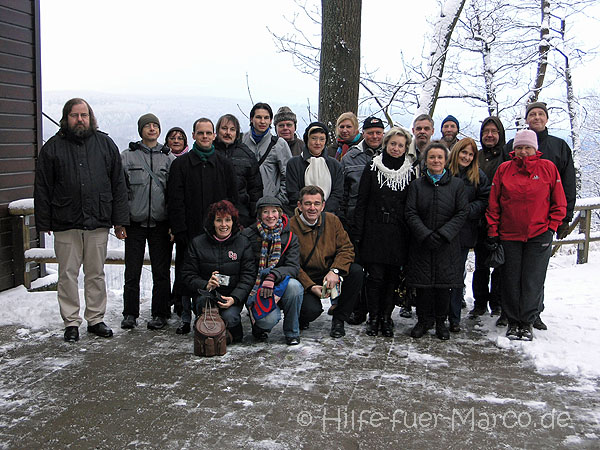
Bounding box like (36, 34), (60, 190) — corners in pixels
(248, 219), (283, 301)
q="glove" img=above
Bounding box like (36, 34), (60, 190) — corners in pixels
(556, 222), (570, 240)
(424, 231), (444, 250)
(485, 236), (500, 251)
(260, 273), (276, 298)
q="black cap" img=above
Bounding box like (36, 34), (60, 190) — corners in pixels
(363, 116), (384, 130)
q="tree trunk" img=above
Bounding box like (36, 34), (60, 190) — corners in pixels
(318, 0), (362, 132)
(529, 0), (551, 103)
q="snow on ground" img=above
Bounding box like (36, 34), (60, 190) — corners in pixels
(1, 246), (599, 380)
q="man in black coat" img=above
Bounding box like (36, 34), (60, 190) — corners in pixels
(34, 98), (129, 342)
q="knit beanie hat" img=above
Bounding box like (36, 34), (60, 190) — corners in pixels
(166, 126), (187, 148)
(273, 106), (297, 126)
(138, 113), (160, 137)
(526, 102), (548, 118)
(513, 129), (538, 150)
(363, 116), (384, 130)
(441, 115), (459, 132)
(302, 121), (330, 146)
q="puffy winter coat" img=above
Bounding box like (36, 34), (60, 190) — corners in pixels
(405, 171), (468, 288)
(121, 141), (174, 226)
(286, 148), (344, 215)
(180, 230), (255, 305)
(487, 151), (566, 242)
(215, 139), (263, 227)
(242, 133), (292, 205)
(242, 215), (300, 284)
(34, 130), (129, 232)
(454, 168), (490, 248)
(478, 116), (506, 182)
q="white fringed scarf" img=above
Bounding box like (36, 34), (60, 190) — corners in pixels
(304, 157), (332, 200)
(370, 154), (414, 191)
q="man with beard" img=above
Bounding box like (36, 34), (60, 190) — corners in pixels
(440, 115), (460, 149)
(274, 106), (305, 157)
(215, 114), (263, 227)
(34, 98), (129, 342)
(407, 114), (435, 176)
(470, 117), (505, 321)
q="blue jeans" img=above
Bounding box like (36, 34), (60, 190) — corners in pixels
(253, 278), (303, 338)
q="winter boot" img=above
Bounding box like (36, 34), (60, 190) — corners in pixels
(380, 316), (394, 337)
(365, 315), (379, 336)
(435, 321), (450, 340)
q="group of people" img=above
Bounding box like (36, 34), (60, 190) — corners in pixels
(33, 97), (574, 345)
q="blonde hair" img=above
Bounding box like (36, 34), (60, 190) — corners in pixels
(448, 138), (480, 186)
(383, 126), (413, 153)
(335, 112), (359, 137)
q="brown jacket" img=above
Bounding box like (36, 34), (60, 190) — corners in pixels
(289, 209), (355, 291)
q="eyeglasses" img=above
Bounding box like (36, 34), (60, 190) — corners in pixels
(168, 135), (184, 140)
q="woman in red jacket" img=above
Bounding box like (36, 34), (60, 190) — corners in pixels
(486, 129), (566, 341)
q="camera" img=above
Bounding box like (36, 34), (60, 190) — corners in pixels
(216, 274), (230, 286)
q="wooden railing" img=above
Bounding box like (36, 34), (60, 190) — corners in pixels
(551, 197), (600, 263)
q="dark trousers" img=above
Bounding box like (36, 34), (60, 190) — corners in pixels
(123, 221), (171, 319)
(449, 247), (470, 325)
(472, 239), (501, 310)
(366, 263), (400, 318)
(500, 230), (553, 326)
(172, 239), (191, 320)
(300, 263), (363, 324)
(416, 287), (451, 327)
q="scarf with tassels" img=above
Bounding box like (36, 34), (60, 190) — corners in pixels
(191, 142), (215, 161)
(247, 218), (284, 301)
(335, 133), (362, 161)
(370, 153), (414, 191)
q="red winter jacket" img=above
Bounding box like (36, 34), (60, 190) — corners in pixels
(486, 151), (566, 242)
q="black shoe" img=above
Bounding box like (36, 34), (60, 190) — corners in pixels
(490, 306), (501, 317)
(346, 311), (366, 325)
(532, 316), (547, 330)
(87, 322), (113, 338)
(330, 318), (345, 338)
(380, 318), (394, 337)
(252, 324), (269, 342)
(469, 306), (487, 318)
(64, 326), (79, 342)
(436, 323), (450, 340)
(147, 316), (168, 330)
(121, 315), (137, 329)
(449, 323), (461, 333)
(399, 306), (412, 318)
(286, 336), (300, 346)
(520, 324), (534, 341)
(176, 322), (191, 335)
(299, 321), (310, 331)
(365, 316), (379, 336)
(496, 315), (508, 327)
(506, 324), (520, 340)
(410, 321), (429, 339)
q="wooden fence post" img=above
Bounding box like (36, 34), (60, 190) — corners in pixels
(577, 208), (591, 264)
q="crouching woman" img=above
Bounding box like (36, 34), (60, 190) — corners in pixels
(243, 196), (303, 345)
(181, 200), (255, 342)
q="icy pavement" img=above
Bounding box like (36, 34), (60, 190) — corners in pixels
(0, 251), (599, 448)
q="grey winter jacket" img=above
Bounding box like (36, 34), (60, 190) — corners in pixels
(121, 141), (175, 226)
(242, 132), (292, 205)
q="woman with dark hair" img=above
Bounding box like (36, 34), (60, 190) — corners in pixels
(487, 129), (566, 341)
(446, 138), (490, 332)
(405, 141), (468, 340)
(180, 200), (255, 341)
(353, 126), (415, 337)
(286, 122), (344, 214)
(165, 127), (188, 157)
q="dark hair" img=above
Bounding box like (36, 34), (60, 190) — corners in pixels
(59, 98), (98, 133)
(412, 113), (434, 128)
(299, 185), (325, 202)
(166, 127), (188, 148)
(205, 200), (240, 235)
(249, 102), (273, 120)
(215, 114), (241, 142)
(192, 118), (214, 134)
(422, 140), (450, 164)
(448, 138), (480, 186)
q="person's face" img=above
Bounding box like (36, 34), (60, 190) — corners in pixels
(214, 213), (233, 239)
(337, 119), (358, 141)
(260, 206), (281, 229)
(67, 103), (90, 134)
(167, 131), (185, 152)
(217, 120), (237, 145)
(251, 108), (272, 133)
(141, 122), (160, 142)
(457, 145), (475, 168)
(514, 145), (536, 159)
(193, 122), (215, 149)
(307, 132), (327, 156)
(363, 127), (384, 149)
(526, 108), (548, 133)
(276, 120), (296, 141)
(297, 193), (325, 223)
(386, 135), (407, 158)
(442, 121), (458, 143)
(481, 122), (500, 148)
(426, 148), (446, 174)
(412, 119), (434, 148)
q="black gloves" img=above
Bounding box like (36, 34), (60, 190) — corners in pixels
(556, 223), (570, 240)
(485, 236), (500, 251)
(424, 231), (445, 250)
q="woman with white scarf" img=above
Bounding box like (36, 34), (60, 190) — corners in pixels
(353, 127), (416, 337)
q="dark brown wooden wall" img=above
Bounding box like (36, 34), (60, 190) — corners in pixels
(0, 0), (42, 290)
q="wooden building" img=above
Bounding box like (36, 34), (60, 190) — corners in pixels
(0, 0), (42, 291)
